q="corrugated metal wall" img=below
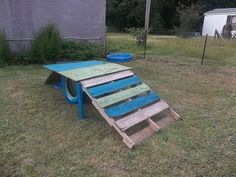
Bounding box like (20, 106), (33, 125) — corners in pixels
(0, 0), (106, 51)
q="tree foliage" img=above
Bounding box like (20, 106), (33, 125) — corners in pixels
(177, 3), (202, 35)
(107, 0), (236, 34)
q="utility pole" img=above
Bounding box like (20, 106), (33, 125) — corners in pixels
(144, 0), (151, 59)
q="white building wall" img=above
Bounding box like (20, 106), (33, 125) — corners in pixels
(202, 15), (228, 36)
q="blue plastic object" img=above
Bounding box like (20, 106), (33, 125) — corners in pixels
(106, 53), (133, 63)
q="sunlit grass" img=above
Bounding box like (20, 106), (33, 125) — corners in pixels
(107, 33), (236, 66)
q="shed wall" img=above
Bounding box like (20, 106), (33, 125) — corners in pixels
(0, 0), (106, 51)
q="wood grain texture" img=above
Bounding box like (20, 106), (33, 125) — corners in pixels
(129, 126), (155, 145)
(81, 70), (134, 88)
(88, 76), (141, 97)
(96, 83), (150, 108)
(105, 92), (160, 118)
(44, 60), (104, 72)
(60, 63), (132, 81)
(147, 118), (160, 132)
(156, 115), (175, 129)
(44, 72), (61, 85)
(115, 100), (169, 131)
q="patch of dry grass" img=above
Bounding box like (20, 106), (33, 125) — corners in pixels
(0, 34), (236, 176)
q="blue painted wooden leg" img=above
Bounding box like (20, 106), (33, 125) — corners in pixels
(76, 82), (86, 120)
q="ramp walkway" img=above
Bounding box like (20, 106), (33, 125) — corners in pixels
(44, 61), (180, 148)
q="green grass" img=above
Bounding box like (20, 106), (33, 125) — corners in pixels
(0, 33), (236, 176)
(107, 33), (236, 66)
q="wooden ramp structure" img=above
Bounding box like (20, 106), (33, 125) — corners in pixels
(44, 61), (180, 148)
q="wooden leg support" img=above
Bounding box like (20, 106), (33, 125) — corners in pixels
(76, 83), (86, 120)
(147, 118), (160, 132)
(45, 72), (61, 85)
(168, 108), (180, 120)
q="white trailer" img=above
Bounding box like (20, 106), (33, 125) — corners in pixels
(202, 8), (236, 36)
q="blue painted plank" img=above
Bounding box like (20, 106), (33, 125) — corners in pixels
(105, 92), (161, 118)
(88, 76), (142, 97)
(76, 82), (86, 119)
(44, 60), (105, 72)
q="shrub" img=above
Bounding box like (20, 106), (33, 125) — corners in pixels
(31, 24), (61, 63)
(0, 31), (10, 66)
(126, 27), (146, 45)
(61, 40), (106, 60)
(126, 28), (152, 45)
(8, 50), (31, 65)
(176, 4), (202, 36)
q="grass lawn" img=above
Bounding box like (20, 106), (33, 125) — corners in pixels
(0, 33), (236, 177)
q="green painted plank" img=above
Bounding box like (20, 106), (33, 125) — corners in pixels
(97, 83), (151, 108)
(59, 63), (132, 81)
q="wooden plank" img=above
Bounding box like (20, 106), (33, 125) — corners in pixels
(44, 60), (104, 72)
(169, 108), (180, 120)
(96, 83), (150, 108)
(81, 70), (134, 88)
(156, 115), (175, 129)
(60, 63), (132, 81)
(105, 92), (160, 118)
(115, 100), (169, 131)
(44, 72), (61, 85)
(142, 100), (169, 118)
(82, 86), (115, 126)
(88, 76), (141, 97)
(147, 118), (160, 132)
(129, 125), (155, 145)
(83, 86), (135, 148)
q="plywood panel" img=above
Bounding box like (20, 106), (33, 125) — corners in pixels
(44, 60), (104, 72)
(60, 63), (131, 81)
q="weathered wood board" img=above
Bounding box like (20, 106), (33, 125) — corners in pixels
(115, 100), (169, 131)
(88, 76), (141, 97)
(82, 70), (134, 88)
(96, 83), (151, 108)
(105, 92), (160, 117)
(44, 60), (104, 73)
(60, 63), (131, 81)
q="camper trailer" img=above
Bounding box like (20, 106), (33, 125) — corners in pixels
(202, 8), (236, 37)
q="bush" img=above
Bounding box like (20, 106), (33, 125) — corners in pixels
(8, 50), (31, 65)
(31, 24), (61, 63)
(176, 4), (202, 36)
(61, 40), (106, 60)
(0, 31), (10, 66)
(126, 27), (146, 45)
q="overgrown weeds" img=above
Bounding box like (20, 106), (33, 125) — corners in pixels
(61, 40), (106, 60)
(0, 31), (10, 66)
(30, 24), (62, 63)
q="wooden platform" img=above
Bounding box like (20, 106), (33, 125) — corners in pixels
(44, 61), (180, 148)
